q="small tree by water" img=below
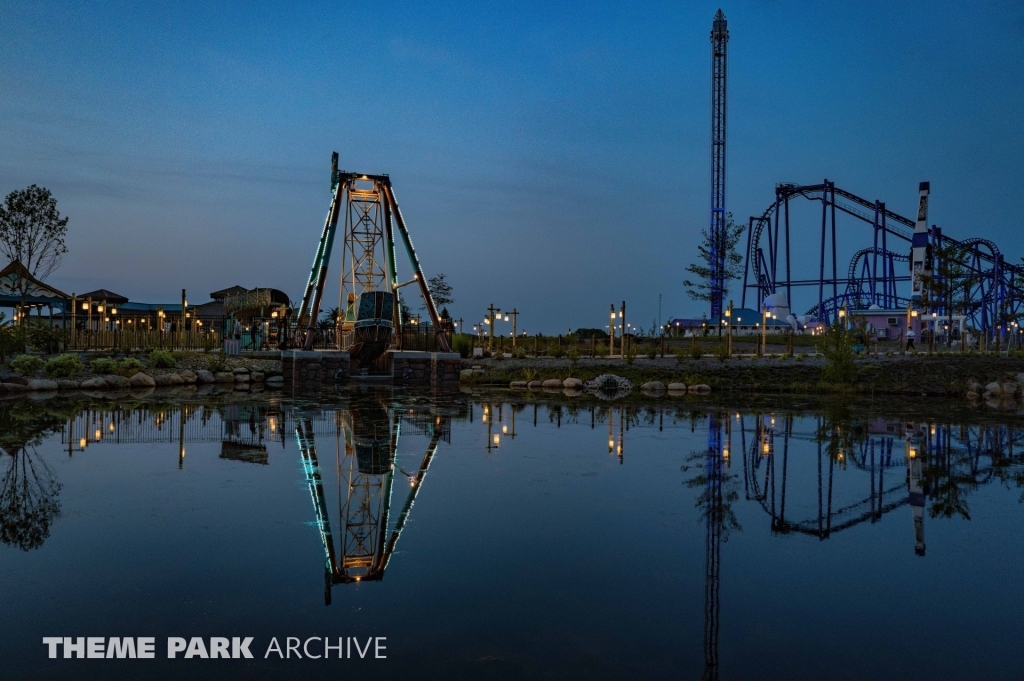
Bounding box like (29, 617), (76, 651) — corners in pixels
(816, 318), (857, 384)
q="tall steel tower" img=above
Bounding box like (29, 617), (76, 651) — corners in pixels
(708, 9), (729, 319)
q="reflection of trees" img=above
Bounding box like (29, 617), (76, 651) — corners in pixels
(0, 402), (66, 551)
(0, 446), (61, 550)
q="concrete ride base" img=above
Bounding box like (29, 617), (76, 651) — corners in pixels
(281, 349), (460, 392)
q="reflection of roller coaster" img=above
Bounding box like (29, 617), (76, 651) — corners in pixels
(742, 182), (1024, 328)
(736, 412), (1022, 545)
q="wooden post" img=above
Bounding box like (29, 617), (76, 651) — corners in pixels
(621, 301), (626, 356)
(726, 300), (734, 357)
(609, 304), (616, 357)
(591, 334), (595, 358)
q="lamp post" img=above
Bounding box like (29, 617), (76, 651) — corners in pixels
(507, 309), (519, 348)
(725, 300), (733, 357)
(760, 305), (767, 356)
(609, 304), (616, 357)
(486, 304), (500, 352)
(620, 301), (627, 356)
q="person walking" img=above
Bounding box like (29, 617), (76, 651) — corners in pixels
(906, 328), (916, 351)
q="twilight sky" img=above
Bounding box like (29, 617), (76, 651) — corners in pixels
(1, 1), (1022, 333)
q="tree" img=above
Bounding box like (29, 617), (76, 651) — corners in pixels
(920, 243), (979, 349)
(426, 273), (454, 309)
(0, 186), (69, 321)
(683, 213), (745, 337)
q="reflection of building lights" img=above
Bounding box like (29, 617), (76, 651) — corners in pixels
(722, 449), (729, 458)
(109, 423), (114, 432)
(609, 439), (614, 448)
(482, 414), (487, 422)
(909, 446), (917, 458)
(493, 434), (500, 446)
(95, 429), (101, 440)
(762, 443), (770, 454)
(502, 425), (507, 434)
(79, 438), (86, 449)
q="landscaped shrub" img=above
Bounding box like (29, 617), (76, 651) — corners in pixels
(713, 344), (730, 361)
(29, 326), (63, 354)
(623, 343), (637, 365)
(118, 358), (145, 376)
(511, 346), (527, 359)
(149, 349), (176, 368)
(10, 354), (45, 375)
(451, 334), (472, 358)
(566, 343), (580, 366)
(816, 319), (857, 383)
(550, 344), (567, 359)
(45, 353), (83, 378)
(594, 342), (609, 357)
(689, 345), (705, 361)
(90, 357), (119, 374)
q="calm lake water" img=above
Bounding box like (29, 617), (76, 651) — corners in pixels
(1, 388), (1023, 680)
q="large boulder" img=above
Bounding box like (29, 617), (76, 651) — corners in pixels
(26, 379), (59, 391)
(667, 382), (688, 392)
(234, 372), (251, 383)
(1001, 382), (1017, 397)
(81, 377), (108, 390)
(102, 374), (130, 389)
(562, 378), (583, 389)
(250, 371), (265, 382)
(967, 378), (983, 394)
(154, 373), (184, 386)
(528, 381), (543, 390)
(0, 382), (27, 392)
(640, 381), (667, 392)
(57, 379), (81, 390)
(265, 375), (284, 386)
(178, 369), (198, 384)
(195, 370), (215, 383)
(129, 372), (156, 388)
(509, 381), (528, 389)
(985, 381), (1002, 396)
(233, 367), (250, 375)
(689, 384), (712, 394)
(214, 372), (235, 383)
(542, 378), (563, 388)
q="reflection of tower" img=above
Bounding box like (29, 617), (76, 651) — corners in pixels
(907, 434), (926, 556)
(297, 401), (447, 604)
(703, 413), (723, 681)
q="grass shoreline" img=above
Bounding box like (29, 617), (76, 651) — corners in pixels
(460, 354), (1024, 397)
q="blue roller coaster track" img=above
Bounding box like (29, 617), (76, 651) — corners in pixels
(741, 181), (1024, 332)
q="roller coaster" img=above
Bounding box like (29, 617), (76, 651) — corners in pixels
(741, 181), (1024, 331)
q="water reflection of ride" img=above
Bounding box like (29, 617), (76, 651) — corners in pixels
(295, 393), (452, 604)
(739, 412), (1024, 555)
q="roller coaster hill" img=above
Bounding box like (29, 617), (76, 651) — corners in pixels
(740, 180), (1024, 339)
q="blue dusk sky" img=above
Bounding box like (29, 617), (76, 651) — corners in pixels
(1, 1), (1022, 333)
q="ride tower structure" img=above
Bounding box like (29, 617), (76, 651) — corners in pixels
(294, 152), (451, 352)
(708, 9), (729, 319)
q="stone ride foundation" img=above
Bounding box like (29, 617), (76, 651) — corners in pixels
(282, 349), (460, 392)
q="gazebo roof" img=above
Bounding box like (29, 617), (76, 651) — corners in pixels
(210, 285), (248, 300)
(79, 288), (129, 304)
(0, 260), (69, 300)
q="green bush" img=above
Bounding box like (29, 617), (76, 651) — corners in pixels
(816, 319), (857, 383)
(511, 345), (527, 359)
(0, 324), (26, 361)
(45, 353), (83, 378)
(713, 344), (730, 361)
(90, 357), (119, 374)
(10, 354), (45, 375)
(644, 344), (658, 360)
(689, 345), (705, 361)
(566, 343), (580, 366)
(149, 349), (176, 368)
(594, 342), (609, 357)
(550, 344), (567, 359)
(623, 343), (637, 365)
(451, 334), (473, 358)
(119, 357), (145, 376)
(29, 326), (63, 354)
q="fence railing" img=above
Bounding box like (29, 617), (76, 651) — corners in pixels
(67, 329), (223, 351)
